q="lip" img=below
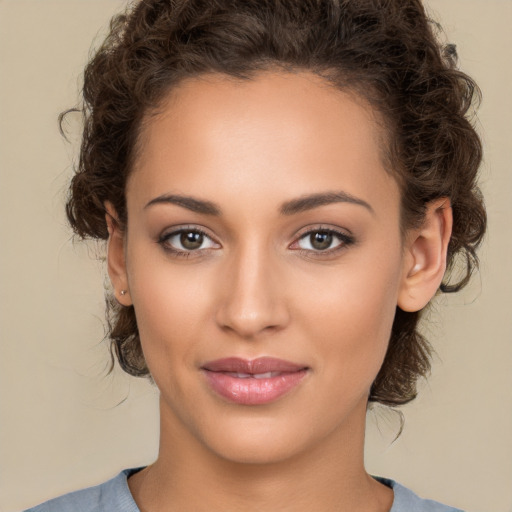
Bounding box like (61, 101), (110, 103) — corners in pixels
(201, 357), (309, 405)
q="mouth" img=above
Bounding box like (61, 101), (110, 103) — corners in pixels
(201, 357), (309, 405)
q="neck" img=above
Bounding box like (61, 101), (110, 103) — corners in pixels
(128, 398), (393, 512)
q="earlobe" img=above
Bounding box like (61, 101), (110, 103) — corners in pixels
(105, 202), (132, 306)
(398, 198), (453, 312)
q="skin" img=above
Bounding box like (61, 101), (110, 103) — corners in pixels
(106, 71), (452, 512)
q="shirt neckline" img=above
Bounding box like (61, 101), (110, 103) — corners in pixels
(120, 469), (399, 511)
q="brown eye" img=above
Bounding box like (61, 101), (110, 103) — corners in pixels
(294, 228), (354, 253)
(310, 232), (333, 250)
(180, 231), (204, 250)
(160, 228), (219, 253)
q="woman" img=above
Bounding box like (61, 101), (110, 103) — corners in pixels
(24, 0), (486, 510)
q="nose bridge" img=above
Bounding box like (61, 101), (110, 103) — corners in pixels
(216, 236), (288, 337)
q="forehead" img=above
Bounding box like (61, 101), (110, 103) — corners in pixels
(129, 71), (399, 219)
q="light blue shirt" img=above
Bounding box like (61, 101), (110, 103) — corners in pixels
(24, 468), (463, 511)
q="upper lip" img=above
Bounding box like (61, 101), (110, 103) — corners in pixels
(201, 357), (308, 374)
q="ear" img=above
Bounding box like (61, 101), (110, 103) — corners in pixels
(105, 202), (132, 306)
(397, 198), (453, 312)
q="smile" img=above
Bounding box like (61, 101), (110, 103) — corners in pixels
(201, 357), (309, 405)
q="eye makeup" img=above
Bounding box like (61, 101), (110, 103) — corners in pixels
(157, 225), (220, 259)
(156, 224), (355, 260)
(291, 226), (355, 259)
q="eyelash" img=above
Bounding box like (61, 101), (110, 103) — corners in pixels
(158, 226), (216, 259)
(157, 226), (355, 259)
(293, 227), (355, 258)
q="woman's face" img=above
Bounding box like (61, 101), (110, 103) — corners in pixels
(117, 71), (409, 464)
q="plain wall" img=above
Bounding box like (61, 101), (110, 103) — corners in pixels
(0, 1), (511, 511)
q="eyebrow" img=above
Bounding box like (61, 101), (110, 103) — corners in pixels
(145, 194), (221, 215)
(144, 191), (374, 216)
(280, 191), (374, 216)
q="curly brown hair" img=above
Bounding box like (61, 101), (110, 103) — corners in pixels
(65, 0), (486, 407)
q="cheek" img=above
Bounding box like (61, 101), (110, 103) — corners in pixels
(125, 246), (212, 372)
(296, 252), (402, 385)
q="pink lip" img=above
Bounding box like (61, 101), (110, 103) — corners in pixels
(201, 357), (309, 405)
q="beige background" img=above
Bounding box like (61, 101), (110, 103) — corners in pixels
(0, 0), (511, 511)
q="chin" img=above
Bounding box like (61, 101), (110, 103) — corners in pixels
(197, 414), (314, 466)
(210, 435), (305, 466)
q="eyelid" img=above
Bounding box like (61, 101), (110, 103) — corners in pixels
(289, 225), (355, 254)
(158, 225), (221, 255)
(157, 224), (354, 258)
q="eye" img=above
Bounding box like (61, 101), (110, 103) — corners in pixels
(159, 227), (219, 255)
(293, 228), (354, 253)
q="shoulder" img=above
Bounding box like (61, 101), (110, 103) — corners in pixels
(375, 477), (464, 512)
(23, 468), (143, 512)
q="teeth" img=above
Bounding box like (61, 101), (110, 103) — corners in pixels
(253, 372), (274, 379)
(224, 371), (280, 379)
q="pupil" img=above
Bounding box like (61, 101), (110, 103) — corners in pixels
(311, 232), (332, 250)
(181, 231), (203, 250)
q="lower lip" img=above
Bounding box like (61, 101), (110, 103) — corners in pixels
(203, 370), (308, 405)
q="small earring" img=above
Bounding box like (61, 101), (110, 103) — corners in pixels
(120, 290), (127, 296)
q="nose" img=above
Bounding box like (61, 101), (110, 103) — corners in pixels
(215, 242), (290, 339)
